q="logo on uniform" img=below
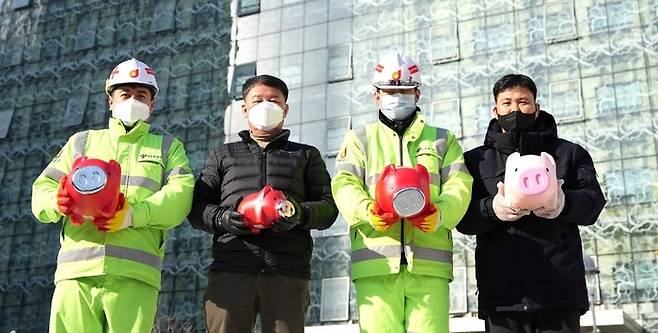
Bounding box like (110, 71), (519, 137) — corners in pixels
(139, 153), (161, 160)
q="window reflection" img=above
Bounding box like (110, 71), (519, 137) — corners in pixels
(232, 63), (257, 100)
(544, 0), (576, 43)
(328, 44), (353, 82)
(238, 0), (260, 17)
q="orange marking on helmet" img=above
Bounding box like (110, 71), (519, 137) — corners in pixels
(391, 70), (401, 80)
(129, 69), (139, 78)
(375, 64), (384, 73)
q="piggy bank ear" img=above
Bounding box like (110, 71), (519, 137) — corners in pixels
(379, 164), (396, 180)
(415, 163), (429, 178)
(540, 152), (556, 168)
(261, 185), (274, 198)
(506, 152), (521, 168)
(108, 159), (121, 172)
(72, 155), (86, 167)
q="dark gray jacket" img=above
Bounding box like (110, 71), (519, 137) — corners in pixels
(457, 111), (606, 318)
(188, 129), (338, 279)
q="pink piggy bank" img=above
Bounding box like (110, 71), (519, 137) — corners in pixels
(503, 152), (558, 210)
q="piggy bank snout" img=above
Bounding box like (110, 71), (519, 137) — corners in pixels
(393, 188), (426, 217)
(517, 167), (550, 195)
(71, 165), (108, 194)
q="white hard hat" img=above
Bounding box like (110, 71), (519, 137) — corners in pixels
(372, 53), (421, 90)
(105, 58), (159, 97)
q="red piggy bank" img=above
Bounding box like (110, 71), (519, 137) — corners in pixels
(64, 156), (125, 226)
(237, 185), (295, 234)
(375, 164), (430, 218)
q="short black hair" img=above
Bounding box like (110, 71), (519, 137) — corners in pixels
(492, 74), (537, 102)
(242, 75), (289, 101)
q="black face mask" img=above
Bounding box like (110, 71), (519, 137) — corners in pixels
(497, 110), (537, 132)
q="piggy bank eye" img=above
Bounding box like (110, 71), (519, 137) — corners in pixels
(514, 168), (518, 172)
(545, 168), (549, 172)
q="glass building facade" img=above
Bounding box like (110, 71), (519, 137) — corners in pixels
(0, 0), (230, 331)
(0, 0), (657, 332)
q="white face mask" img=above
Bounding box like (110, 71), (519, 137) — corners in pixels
(248, 101), (285, 131)
(112, 98), (151, 126)
(379, 93), (416, 120)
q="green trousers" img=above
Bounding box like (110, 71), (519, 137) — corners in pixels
(354, 270), (449, 333)
(49, 275), (158, 333)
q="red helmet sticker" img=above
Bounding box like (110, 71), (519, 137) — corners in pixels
(109, 67), (120, 79)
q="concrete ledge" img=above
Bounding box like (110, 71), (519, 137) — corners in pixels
(579, 309), (643, 333)
(304, 309), (643, 333)
(305, 323), (359, 333)
(450, 316), (486, 332)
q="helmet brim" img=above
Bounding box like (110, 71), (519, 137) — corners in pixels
(373, 84), (420, 90)
(106, 83), (159, 98)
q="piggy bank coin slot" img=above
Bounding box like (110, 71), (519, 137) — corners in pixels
(72, 166), (108, 194)
(392, 188), (425, 217)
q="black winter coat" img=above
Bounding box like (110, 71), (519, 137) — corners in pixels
(456, 111), (606, 318)
(188, 129), (338, 279)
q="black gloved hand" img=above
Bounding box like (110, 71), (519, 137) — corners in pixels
(273, 197), (303, 232)
(219, 208), (252, 236)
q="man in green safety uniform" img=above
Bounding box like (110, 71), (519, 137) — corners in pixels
(331, 52), (473, 333)
(32, 58), (194, 333)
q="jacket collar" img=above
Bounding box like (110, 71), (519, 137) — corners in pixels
(483, 110), (558, 155)
(239, 129), (290, 150)
(378, 108), (426, 140)
(108, 117), (150, 141)
(378, 107), (420, 136)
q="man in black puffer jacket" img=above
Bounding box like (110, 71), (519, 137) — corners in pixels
(188, 75), (338, 333)
(457, 74), (606, 333)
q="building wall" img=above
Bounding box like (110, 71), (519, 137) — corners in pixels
(0, 0), (231, 332)
(0, 0), (657, 332)
(225, 0), (658, 331)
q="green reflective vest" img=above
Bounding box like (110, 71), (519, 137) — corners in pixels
(32, 118), (195, 289)
(331, 113), (473, 281)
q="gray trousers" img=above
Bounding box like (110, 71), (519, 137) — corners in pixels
(203, 271), (310, 333)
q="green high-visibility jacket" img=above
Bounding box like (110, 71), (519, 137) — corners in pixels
(331, 113), (473, 281)
(32, 118), (194, 289)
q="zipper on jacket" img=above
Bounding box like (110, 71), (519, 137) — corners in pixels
(261, 149), (267, 188)
(260, 149), (267, 273)
(398, 135), (407, 266)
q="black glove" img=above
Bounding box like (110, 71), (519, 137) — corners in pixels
(219, 208), (252, 236)
(273, 197), (303, 232)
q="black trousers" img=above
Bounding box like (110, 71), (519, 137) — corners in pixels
(485, 308), (581, 333)
(203, 271), (310, 333)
